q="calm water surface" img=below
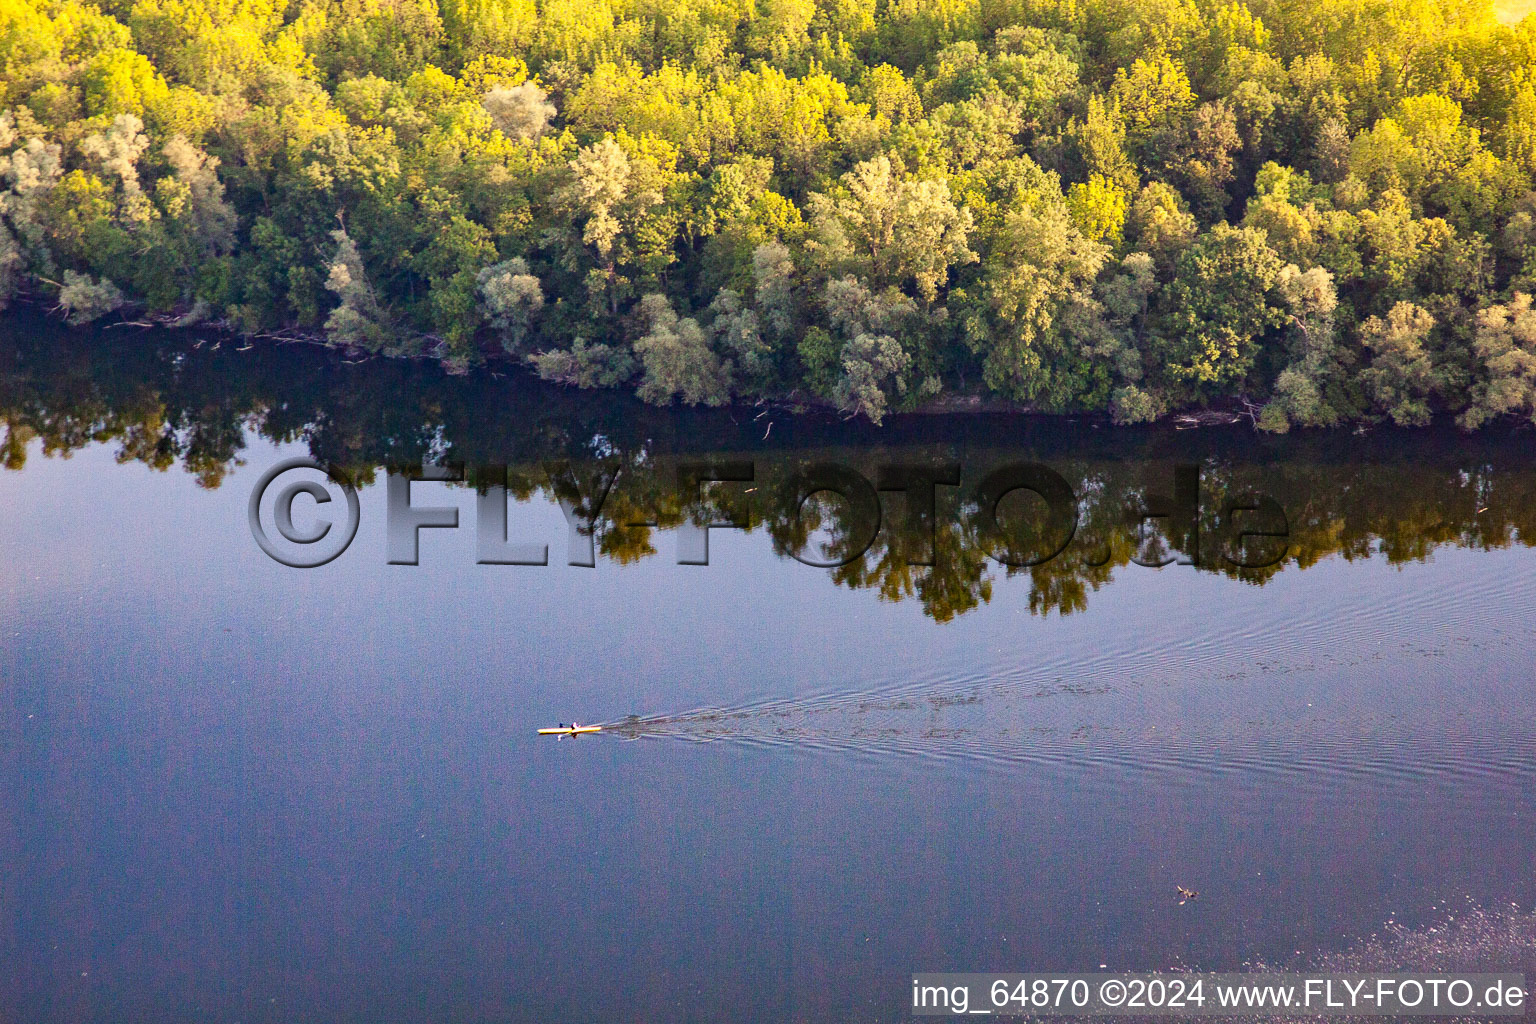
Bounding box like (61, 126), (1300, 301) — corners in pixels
(1, 321), (1535, 1022)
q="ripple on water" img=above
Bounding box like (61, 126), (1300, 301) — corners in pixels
(583, 555), (1536, 798)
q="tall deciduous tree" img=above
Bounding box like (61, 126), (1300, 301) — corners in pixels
(806, 155), (976, 303)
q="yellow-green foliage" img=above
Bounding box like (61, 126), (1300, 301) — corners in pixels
(2, 0), (1536, 426)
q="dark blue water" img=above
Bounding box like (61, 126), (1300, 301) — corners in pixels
(3, 405), (1536, 1021)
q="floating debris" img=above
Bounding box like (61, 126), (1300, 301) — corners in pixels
(1177, 885), (1200, 904)
(1172, 410), (1243, 429)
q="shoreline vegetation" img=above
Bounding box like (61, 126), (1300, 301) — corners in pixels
(5, 1), (1536, 429)
(5, 318), (1536, 621)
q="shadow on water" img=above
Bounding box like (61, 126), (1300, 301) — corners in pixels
(6, 315), (1536, 1020)
(4, 313), (1536, 629)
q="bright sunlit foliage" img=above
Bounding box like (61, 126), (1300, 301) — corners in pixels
(4, 0), (1536, 426)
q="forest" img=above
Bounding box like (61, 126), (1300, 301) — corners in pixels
(4, 0), (1536, 428)
(4, 318), (1533, 621)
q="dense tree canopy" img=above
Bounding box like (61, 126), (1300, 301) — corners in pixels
(5, 0), (1536, 427)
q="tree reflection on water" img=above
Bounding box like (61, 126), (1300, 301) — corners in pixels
(3, 314), (1532, 622)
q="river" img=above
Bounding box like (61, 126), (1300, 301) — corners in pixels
(2, 315), (1534, 1022)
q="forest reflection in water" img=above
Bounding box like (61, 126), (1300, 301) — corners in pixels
(6, 315), (1536, 1024)
(2, 313), (1532, 623)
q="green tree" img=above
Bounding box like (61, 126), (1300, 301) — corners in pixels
(1258, 264), (1354, 431)
(323, 225), (395, 352)
(482, 82), (555, 141)
(1458, 292), (1536, 429)
(1151, 223), (1286, 396)
(57, 268), (124, 323)
(1125, 181), (1197, 269)
(834, 330), (912, 423)
(1358, 301), (1445, 426)
(1065, 174), (1129, 245)
(964, 184), (1110, 409)
(805, 155), (976, 303)
(556, 134), (679, 316)
(528, 337), (637, 388)
(632, 292), (732, 406)
(477, 257), (542, 353)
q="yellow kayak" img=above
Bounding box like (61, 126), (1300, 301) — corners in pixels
(538, 723), (602, 736)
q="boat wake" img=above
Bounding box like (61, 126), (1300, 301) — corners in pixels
(567, 557), (1536, 789)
